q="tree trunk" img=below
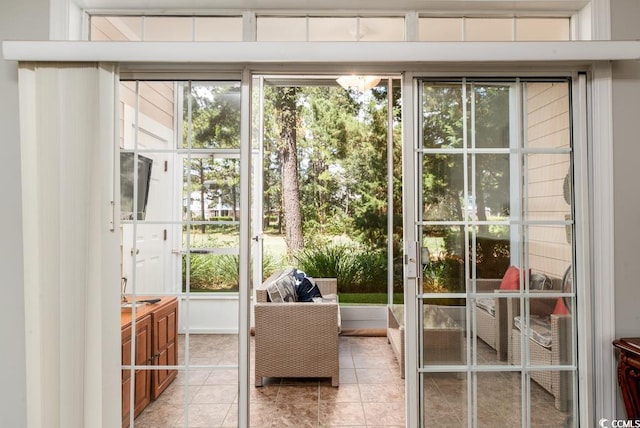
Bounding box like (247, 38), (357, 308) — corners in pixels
(276, 87), (304, 257)
(198, 159), (206, 234)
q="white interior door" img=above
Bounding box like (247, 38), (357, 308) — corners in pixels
(121, 101), (177, 295)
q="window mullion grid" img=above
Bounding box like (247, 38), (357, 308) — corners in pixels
(182, 80), (194, 428)
(387, 77), (395, 305)
(126, 80), (142, 428)
(516, 78), (532, 428)
(461, 78), (475, 428)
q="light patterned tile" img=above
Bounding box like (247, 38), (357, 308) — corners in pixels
(172, 403), (231, 427)
(319, 384), (361, 403)
(359, 383), (404, 403)
(318, 401), (366, 426)
(191, 384), (238, 404)
(270, 402), (318, 427)
(363, 401), (405, 426)
(355, 368), (395, 384)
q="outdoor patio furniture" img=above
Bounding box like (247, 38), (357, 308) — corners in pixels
(508, 292), (572, 411)
(474, 278), (512, 361)
(254, 269), (340, 387)
(387, 304), (465, 378)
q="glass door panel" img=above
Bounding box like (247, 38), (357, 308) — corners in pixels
(120, 79), (245, 427)
(415, 78), (577, 427)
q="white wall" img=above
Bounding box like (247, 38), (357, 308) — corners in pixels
(0, 1), (48, 426)
(611, 0), (640, 418)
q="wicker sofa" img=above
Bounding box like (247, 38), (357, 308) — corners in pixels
(254, 269), (340, 387)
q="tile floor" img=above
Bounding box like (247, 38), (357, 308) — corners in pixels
(131, 334), (572, 427)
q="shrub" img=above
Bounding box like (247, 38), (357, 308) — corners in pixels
(183, 251), (280, 291)
(293, 244), (388, 293)
(182, 254), (239, 291)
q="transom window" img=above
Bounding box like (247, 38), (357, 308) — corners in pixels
(89, 14), (571, 42)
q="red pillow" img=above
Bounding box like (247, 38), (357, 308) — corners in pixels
(553, 297), (570, 315)
(499, 266), (521, 290)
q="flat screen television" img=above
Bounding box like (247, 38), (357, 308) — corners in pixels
(120, 152), (153, 220)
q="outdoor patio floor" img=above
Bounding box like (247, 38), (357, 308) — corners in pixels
(131, 334), (571, 427)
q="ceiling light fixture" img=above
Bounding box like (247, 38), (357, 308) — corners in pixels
(336, 75), (381, 92)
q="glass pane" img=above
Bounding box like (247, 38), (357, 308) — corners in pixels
(125, 370), (187, 426)
(418, 18), (463, 41)
(472, 84), (510, 148)
(90, 16), (142, 41)
(525, 154), (572, 222)
(422, 225), (466, 293)
(529, 371), (575, 426)
(120, 223), (178, 295)
(509, 297), (574, 372)
(183, 157), (241, 222)
(524, 81), (571, 149)
(471, 226), (512, 281)
(423, 372), (467, 426)
(183, 252), (239, 292)
(465, 18), (513, 41)
(359, 17), (405, 41)
(474, 295), (513, 364)
(419, 299), (466, 366)
(422, 83), (465, 149)
(308, 17), (357, 41)
(477, 372), (522, 425)
(516, 18), (570, 41)
(195, 17), (243, 41)
(183, 82), (241, 149)
(469, 153), (511, 222)
(185, 223), (240, 249)
(525, 224), (573, 278)
(144, 16), (193, 41)
(256, 17), (307, 41)
(120, 81), (177, 150)
(422, 154), (465, 221)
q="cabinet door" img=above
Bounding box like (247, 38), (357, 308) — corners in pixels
(152, 298), (178, 399)
(122, 314), (152, 427)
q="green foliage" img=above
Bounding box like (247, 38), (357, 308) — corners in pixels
(421, 83), (511, 224)
(182, 254), (238, 291)
(262, 83), (403, 257)
(424, 232), (511, 294)
(183, 251), (279, 292)
(293, 244), (388, 293)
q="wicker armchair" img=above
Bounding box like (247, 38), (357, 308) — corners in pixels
(474, 278), (512, 361)
(507, 293), (572, 411)
(254, 270), (340, 387)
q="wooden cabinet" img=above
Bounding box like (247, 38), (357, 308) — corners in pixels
(121, 314), (152, 427)
(151, 298), (178, 399)
(121, 297), (178, 427)
(613, 337), (640, 420)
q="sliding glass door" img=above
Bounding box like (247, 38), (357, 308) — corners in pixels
(404, 77), (581, 427)
(119, 77), (251, 427)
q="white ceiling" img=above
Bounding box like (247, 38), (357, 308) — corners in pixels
(76, 0), (589, 13)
